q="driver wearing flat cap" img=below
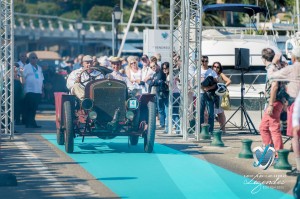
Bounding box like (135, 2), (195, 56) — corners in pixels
(67, 55), (104, 99)
(106, 56), (134, 90)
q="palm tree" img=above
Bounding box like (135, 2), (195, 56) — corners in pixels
(203, 0), (223, 26)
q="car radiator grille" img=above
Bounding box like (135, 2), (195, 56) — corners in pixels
(90, 80), (126, 123)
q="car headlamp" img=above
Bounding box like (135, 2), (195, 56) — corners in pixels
(88, 111), (97, 119)
(126, 111), (134, 120)
(81, 98), (93, 110)
(126, 98), (139, 110)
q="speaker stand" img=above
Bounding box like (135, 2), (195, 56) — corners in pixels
(220, 69), (258, 135)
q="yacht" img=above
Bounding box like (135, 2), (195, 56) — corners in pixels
(202, 4), (281, 68)
(201, 4), (282, 99)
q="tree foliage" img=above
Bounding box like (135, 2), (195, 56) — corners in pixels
(14, 0), (295, 25)
(87, 6), (112, 22)
(37, 2), (61, 15)
(60, 10), (81, 20)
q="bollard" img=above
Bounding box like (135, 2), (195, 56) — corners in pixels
(211, 130), (224, 147)
(200, 124), (211, 140)
(274, 149), (292, 170)
(239, 139), (253, 159)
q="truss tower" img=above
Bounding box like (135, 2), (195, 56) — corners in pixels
(0, 0), (14, 139)
(170, 0), (203, 140)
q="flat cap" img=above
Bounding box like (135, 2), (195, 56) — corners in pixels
(82, 55), (93, 62)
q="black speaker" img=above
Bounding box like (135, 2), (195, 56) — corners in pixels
(235, 48), (250, 70)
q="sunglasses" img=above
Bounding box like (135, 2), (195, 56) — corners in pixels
(130, 62), (137, 64)
(213, 65), (220, 68)
(202, 60), (208, 63)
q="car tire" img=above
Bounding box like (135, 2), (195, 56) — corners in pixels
(56, 128), (64, 145)
(144, 100), (156, 153)
(64, 101), (74, 153)
(129, 135), (139, 145)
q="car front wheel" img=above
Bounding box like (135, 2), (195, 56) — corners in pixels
(144, 100), (156, 153)
(64, 101), (74, 153)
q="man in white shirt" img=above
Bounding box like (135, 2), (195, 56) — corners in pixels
(105, 57), (134, 90)
(21, 52), (44, 128)
(200, 56), (218, 134)
(67, 55), (104, 99)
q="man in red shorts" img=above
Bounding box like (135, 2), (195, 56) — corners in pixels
(270, 47), (300, 176)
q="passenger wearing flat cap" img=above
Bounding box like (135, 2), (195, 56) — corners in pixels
(67, 55), (104, 99)
(106, 57), (134, 90)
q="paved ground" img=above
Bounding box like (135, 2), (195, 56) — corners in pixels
(0, 109), (297, 198)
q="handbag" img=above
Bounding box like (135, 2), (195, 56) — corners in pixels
(221, 90), (231, 110)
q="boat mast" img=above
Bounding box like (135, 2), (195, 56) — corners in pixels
(256, 0), (259, 29)
(297, 0), (300, 31)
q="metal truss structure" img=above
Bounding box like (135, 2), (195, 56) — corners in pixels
(0, 0), (14, 139)
(169, 0), (202, 140)
(0, 0), (200, 141)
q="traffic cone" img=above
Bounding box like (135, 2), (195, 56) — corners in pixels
(274, 149), (292, 170)
(211, 130), (224, 147)
(200, 124), (210, 140)
(238, 139), (253, 159)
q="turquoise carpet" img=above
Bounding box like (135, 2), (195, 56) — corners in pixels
(43, 134), (293, 199)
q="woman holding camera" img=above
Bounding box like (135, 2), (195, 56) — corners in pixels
(212, 61), (231, 134)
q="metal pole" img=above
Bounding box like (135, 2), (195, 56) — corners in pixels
(117, 0), (139, 57)
(115, 22), (118, 56)
(120, 0), (123, 24)
(10, 0), (15, 139)
(181, 0), (187, 140)
(112, 13), (115, 56)
(153, 0), (158, 29)
(82, 34), (85, 54)
(256, 0), (259, 28)
(168, 0), (174, 135)
(77, 29), (80, 55)
(195, 0), (203, 141)
(297, 0), (300, 31)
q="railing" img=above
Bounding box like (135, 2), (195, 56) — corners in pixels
(14, 12), (170, 33)
(225, 72), (266, 98)
(15, 13), (296, 34)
